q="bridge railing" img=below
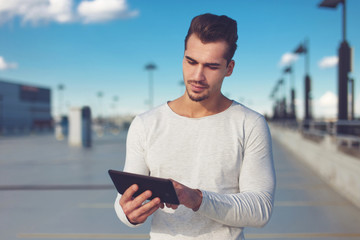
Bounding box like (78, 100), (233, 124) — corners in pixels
(271, 119), (360, 154)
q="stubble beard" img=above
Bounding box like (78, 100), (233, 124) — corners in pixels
(185, 81), (210, 102)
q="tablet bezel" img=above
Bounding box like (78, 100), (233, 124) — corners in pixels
(108, 169), (180, 205)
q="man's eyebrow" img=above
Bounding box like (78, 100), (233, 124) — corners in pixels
(205, 62), (221, 67)
(185, 56), (221, 66)
(185, 56), (198, 63)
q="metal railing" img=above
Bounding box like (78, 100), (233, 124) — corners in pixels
(271, 119), (360, 153)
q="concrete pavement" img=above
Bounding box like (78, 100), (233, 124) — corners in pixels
(1, 129), (360, 239)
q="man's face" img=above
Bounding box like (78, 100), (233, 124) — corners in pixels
(183, 34), (234, 102)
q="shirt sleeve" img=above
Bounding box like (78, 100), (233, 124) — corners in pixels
(114, 116), (150, 227)
(196, 116), (276, 228)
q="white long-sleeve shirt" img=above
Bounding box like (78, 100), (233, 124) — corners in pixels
(114, 101), (276, 240)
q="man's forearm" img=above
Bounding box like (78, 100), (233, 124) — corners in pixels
(196, 190), (274, 228)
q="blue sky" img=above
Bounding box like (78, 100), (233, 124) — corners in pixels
(0, 0), (359, 119)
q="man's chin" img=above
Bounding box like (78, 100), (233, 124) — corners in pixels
(185, 87), (210, 102)
(188, 93), (209, 102)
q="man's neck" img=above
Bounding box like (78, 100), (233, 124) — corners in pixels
(168, 94), (232, 118)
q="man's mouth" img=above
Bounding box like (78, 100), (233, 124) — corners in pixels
(188, 81), (209, 92)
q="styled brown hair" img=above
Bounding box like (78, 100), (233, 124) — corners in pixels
(184, 13), (238, 64)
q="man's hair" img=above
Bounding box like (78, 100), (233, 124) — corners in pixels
(184, 13), (238, 64)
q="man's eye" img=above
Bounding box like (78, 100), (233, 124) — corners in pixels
(188, 61), (196, 65)
(209, 66), (219, 70)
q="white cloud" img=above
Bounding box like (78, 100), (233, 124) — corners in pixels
(47, 0), (74, 23)
(0, 56), (18, 70)
(318, 56), (338, 69)
(77, 0), (139, 23)
(0, 0), (74, 25)
(279, 52), (298, 66)
(319, 91), (337, 107)
(313, 91), (338, 118)
(0, 0), (138, 25)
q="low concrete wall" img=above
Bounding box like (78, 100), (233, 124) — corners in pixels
(270, 125), (360, 209)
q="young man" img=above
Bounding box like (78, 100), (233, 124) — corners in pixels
(114, 13), (276, 240)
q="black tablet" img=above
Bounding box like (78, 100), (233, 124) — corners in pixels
(108, 169), (180, 205)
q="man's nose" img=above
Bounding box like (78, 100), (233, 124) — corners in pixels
(193, 65), (206, 81)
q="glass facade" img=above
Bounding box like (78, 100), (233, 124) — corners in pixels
(19, 85), (50, 103)
(0, 80), (52, 134)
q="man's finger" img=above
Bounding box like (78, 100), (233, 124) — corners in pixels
(141, 198), (162, 215)
(120, 184), (139, 204)
(165, 203), (179, 210)
(128, 197), (162, 224)
(132, 190), (152, 206)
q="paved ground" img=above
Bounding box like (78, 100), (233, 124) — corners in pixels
(246, 134), (360, 239)
(1, 129), (360, 239)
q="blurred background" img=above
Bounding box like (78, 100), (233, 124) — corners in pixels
(0, 0), (359, 126)
(1, 0), (360, 239)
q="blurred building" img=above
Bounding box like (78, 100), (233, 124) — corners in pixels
(0, 79), (52, 134)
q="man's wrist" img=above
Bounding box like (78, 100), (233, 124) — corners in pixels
(192, 189), (203, 212)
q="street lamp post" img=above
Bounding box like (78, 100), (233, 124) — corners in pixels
(284, 66), (296, 120)
(113, 95), (119, 117)
(294, 39), (312, 121)
(277, 78), (287, 119)
(179, 79), (185, 95)
(145, 63), (157, 109)
(349, 77), (355, 120)
(58, 84), (65, 117)
(270, 80), (282, 120)
(319, 0), (353, 121)
(97, 91), (104, 120)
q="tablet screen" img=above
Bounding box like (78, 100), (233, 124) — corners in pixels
(108, 169), (179, 205)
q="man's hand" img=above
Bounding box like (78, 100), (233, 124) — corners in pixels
(120, 184), (164, 225)
(166, 179), (203, 211)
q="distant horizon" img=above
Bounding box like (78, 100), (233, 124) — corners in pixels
(1, 76), (353, 122)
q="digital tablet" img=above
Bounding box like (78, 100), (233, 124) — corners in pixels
(108, 169), (180, 205)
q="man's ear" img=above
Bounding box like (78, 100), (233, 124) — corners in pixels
(225, 60), (235, 77)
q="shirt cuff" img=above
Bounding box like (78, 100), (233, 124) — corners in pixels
(196, 190), (209, 214)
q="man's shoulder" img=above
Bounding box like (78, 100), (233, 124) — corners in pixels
(134, 103), (170, 126)
(229, 101), (264, 121)
(128, 104), (169, 134)
(228, 101), (269, 134)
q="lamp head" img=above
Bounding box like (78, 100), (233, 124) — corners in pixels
(319, 0), (343, 8)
